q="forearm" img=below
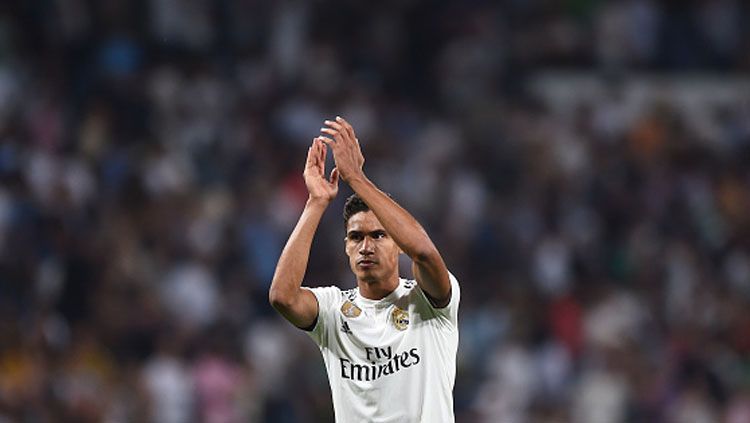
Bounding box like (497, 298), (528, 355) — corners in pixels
(269, 198), (328, 302)
(319, 116), (451, 304)
(347, 175), (438, 262)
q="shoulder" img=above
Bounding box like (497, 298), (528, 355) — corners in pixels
(408, 272), (461, 325)
(404, 271), (460, 298)
(303, 285), (350, 311)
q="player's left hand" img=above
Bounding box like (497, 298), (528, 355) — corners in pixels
(319, 117), (365, 183)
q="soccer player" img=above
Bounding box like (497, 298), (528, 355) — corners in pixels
(269, 117), (460, 422)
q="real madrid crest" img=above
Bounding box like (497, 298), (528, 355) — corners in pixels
(391, 307), (409, 331)
(341, 301), (362, 318)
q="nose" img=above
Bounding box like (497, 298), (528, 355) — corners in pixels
(359, 237), (374, 255)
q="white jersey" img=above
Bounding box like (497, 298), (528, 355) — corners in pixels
(305, 272), (460, 423)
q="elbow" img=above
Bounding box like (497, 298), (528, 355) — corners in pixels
(268, 285), (292, 310)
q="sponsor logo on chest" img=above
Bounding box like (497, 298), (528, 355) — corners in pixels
(339, 345), (421, 381)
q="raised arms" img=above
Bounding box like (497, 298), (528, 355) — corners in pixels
(268, 139), (339, 328)
(320, 117), (452, 307)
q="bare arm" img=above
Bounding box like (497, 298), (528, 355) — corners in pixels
(348, 175), (451, 307)
(269, 139), (339, 328)
(320, 117), (451, 307)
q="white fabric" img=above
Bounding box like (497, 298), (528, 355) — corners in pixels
(305, 272), (460, 423)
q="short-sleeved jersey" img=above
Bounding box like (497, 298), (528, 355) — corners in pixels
(304, 272), (460, 423)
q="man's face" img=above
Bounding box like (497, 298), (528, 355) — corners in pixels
(345, 211), (400, 283)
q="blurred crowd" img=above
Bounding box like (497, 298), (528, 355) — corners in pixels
(1, 0), (750, 422)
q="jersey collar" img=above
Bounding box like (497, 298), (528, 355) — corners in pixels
(357, 278), (405, 308)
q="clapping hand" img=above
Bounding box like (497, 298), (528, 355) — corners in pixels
(319, 116), (365, 183)
(303, 137), (339, 204)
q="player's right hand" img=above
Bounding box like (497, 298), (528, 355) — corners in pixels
(303, 138), (339, 203)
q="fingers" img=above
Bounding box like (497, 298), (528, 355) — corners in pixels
(307, 138), (327, 175)
(318, 138), (326, 165)
(324, 119), (344, 133)
(320, 126), (344, 144)
(322, 116), (356, 145)
(335, 116), (357, 141)
(305, 140), (316, 168)
(319, 116), (361, 163)
(314, 136), (332, 153)
(329, 167), (339, 185)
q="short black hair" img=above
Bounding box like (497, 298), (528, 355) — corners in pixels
(343, 194), (369, 228)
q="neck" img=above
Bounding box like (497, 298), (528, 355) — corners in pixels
(357, 274), (399, 300)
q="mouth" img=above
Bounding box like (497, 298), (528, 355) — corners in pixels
(357, 259), (377, 268)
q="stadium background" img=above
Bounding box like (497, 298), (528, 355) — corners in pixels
(1, 1), (750, 421)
